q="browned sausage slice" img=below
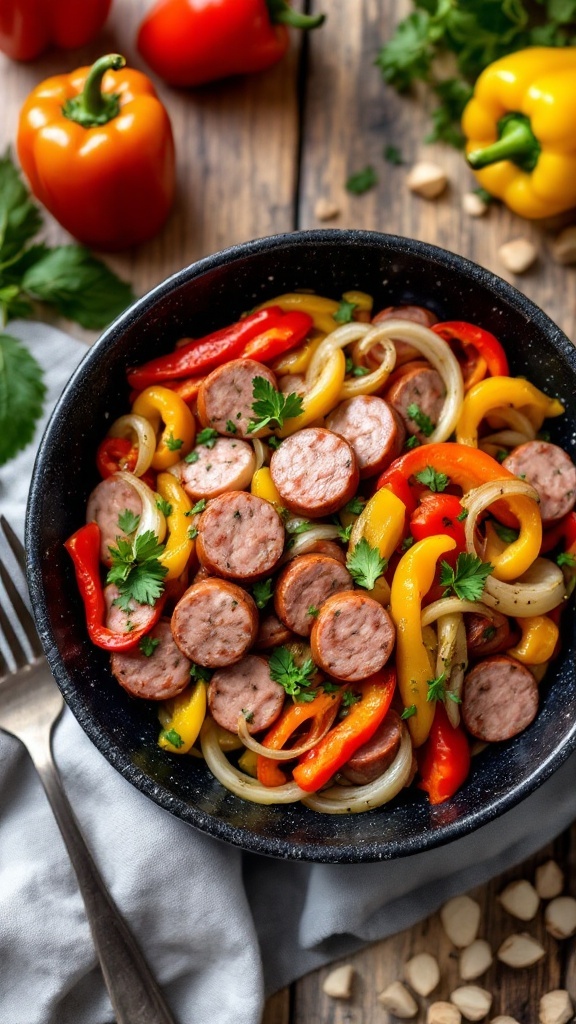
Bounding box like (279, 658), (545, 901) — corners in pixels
(370, 304), (438, 367)
(341, 710), (402, 784)
(278, 373), (307, 397)
(326, 395), (405, 478)
(208, 655), (285, 734)
(384, 364), (446, 442)
(171, 578), (258, 667)
(170, 437), (255, 500)
(197, 358), (277, 438)
(274, 554), (353, 637)
(502, 440), (576, 523)
(270, 427), (359, 517)
(86, 475), (142, 566)
(110, 620), (190, 700)
(310, 591), (396, 681)
(104, 583), (158, 635)
(465, 611), (514, 658)
(196, 491), (285, 580)
(301, 539), (347, 564)
(461, 655), (539, 742)
(254, 612), (294, 650)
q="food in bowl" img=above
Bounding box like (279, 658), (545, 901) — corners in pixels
(63, 286), (575, 815)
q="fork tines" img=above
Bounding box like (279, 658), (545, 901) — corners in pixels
(0, 516), (43, 670)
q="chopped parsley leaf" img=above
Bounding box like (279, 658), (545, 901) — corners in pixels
(337, 522), (353, 543)
(156, 497), (173, 518)
(161, 728), (184, 749)
(406, 403), (434, 437)
(139, 635), (160, 657)
(247, 377), (303, 434)
(414, 466), (449, 493)
(307, 605), (320, 617)
(190, 498), (207, 515)
(188, 526), (199, 540)
(384, 144), (404, 165)
(268, 646), (316, 702)
(401, 704), (417, 720)
(456, 508), (469, 522)
(405, 435), (420, 450)
(346, 537), (387, 590)
(226, 419), (237, 434)
(241, 708), (254, 724)
(285, 519), (313, 536)
(557, 551), (576, 568)
(117, 509), (140, 535)
(190, 663), (212, 683)
(184, 450), (199, 464)
(333, 298), (357, 324)
(401, 534), (414, 551)
(252, 577), (273, 610)
(344, 496), (366, 516)
(165, 432), (183, 451)
(267, 436), (282, 451)
(493, 522), (519, 544)
(196, 427), (219, 448)
(107, 530), (167, 611)
(440, 553), (494, 602)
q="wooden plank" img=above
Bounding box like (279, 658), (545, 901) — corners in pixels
(261, 987), (292, 1024)
(300, 0), (576, 342)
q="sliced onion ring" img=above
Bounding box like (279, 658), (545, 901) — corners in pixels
(281, 524), (342, 562)
(116, 470), (166, 543)
(480, 430), (532, 449)
(302, 724), (413, 814)
(340, 325), (397, 398)
(446, 617), (467, 729)
(482, 557), (567, 618)
(108, 414), (156, 477)
(306, 322), (371, 387)
(252, 438), (267, 471)
(422, 598), (496, 627)
(435, 613), (460, 680)
(463, 477), (541, 581)
(236, 708), (337, 760)
(200, 720), (307, 804)
(485, 406), (537, 438)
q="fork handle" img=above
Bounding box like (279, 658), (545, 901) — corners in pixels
(27, 733), (178, 1024)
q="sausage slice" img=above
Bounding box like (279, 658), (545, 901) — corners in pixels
(196, 491), (285, 580)
(270, 427), (359, 517)
(384, 364), (446, 442)
(171, 437), (255, 500)
(110, 620), (190, 700)
(171, 578), (258, 667)
(370, 304), (438, 367)
(104, 583), (158, 635)
(274, 554), (353, 637)
(254, 612), (294, 650)
(502, 440), (576, 523)
(461, 655), (539, 742)
(197, 358), (276, 438)
(86, 475), (142, 566)
(208, 655), (285, 734)
(465, 610), (513, 658)
(326, 395), (405, 478)
(341, 709), (402, 784)
(310, 591), (396, 681)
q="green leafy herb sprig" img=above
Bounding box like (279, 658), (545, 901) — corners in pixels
(376, 0), (576, 148)
(0, 151), (134, 466)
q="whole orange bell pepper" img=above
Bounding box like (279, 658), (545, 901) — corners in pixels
(17, 54), (175, 251)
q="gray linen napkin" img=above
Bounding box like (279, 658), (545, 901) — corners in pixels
(1, 321), (575, 1024)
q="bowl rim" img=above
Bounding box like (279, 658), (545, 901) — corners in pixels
(26, 227), (576, 862)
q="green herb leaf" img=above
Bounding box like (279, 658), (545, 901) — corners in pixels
(426, 79), (473, 148)
(118, 509), (140, 535)
(557, 551), (576, 568)
(322, 681), (341, 694)
(190, 663), (212, 682)
(384, 144), (404, 165)
(406, 403), (434, 437)
(165, 432), (183, 451)
(344, 496), (366, 516)
(139, 635), (160, 657)
(285, 519), (313, 536)
(241, 708), (254, 723)
(21, 245), (134, 329)
(248, 376), (303, 433)
(195, 427), (218, 448)
(405, 435), (420, 450)
(0, 151), (43, 263)
(401, 704), (417, 720)
(0, 334), (45, 466)
(252, 577), (273, 610)
(333, 298), (357, 324)
(307, 605), (320, 618)
(401, 534), (414, 551)
(188, 526), (198, 540)
(107, 530), (168, 610)
(440, 552), (494, 602)
(346, 166), (378, 195)
(473, 187), (493, 205)
(337, 522), (353, 543)
(156, 498), (173, 518)
(225, 419), (237, 434)
(190, 499), (207, 515)
(346, 536), (388, 590)
(426, 671), (448, 703)
(414, 465), (449, 492)
(456, 508), (469, 521)
(375, 10), (434, 92)
(267, 435), (282, 451)
(268, 646), (317, 702)
(185, 450), (199, 463)
(493, 522), (519, 544)
(161, 728), (184, 749)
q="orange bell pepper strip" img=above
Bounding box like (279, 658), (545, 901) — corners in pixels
(257, 689), (342, 788)
(17, 54), (175, 250)
(292, 669), (396, 793)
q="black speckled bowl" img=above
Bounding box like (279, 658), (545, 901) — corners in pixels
(26, 229), (576, 862)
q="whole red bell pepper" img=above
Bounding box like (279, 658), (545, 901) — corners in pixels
(0, 0), (112, 61)
(410, 494), (467, 550)
(432, 321), (509, 389)
(418, 701), (471, 805)
(292, 668), (396, 793)
(137, 0), (325, 88)
(65, 522), (165, 651)
(126, 307), (311, 390)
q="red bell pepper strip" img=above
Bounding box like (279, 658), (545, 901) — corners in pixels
(64, 523), (164, 651)
(241, 310), (313, 362)
(257, 689), (342, 788)
(410, 494), (467, 551)
(292, 668), (396, 793)
(540, 510), (576, 555)
(432, 322), (509, 379)
(418, 701), (471, 805)
(127, 306), (286, 390)
(137, 0), (325, 89)
(379, 468), (417, 516)
(0, 0), (112, 61)
(96, 436), (137, 478)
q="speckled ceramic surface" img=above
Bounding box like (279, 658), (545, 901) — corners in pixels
(25, 229), (576, 862)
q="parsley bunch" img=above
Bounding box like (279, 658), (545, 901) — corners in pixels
(248, 377), (303, 433)
(0, 152), (134, 466)
(107, 530), (168, 612)
(440, 552), (494, 602)
(376, 0), (576, 147)
(346, 537), (388, 590)
(268, 646), (317, 702)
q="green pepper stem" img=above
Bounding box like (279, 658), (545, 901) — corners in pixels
(267, 0), (325, 30)
(467, 113), (540, 173)
(62, 54), (126, 129)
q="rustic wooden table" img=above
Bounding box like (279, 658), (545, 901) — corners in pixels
(2, 1), (576, 1021)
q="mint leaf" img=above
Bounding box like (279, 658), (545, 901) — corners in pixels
(0, 334), (45, 466)
(21, 246), (134, 329)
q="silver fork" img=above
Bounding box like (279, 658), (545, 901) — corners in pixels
(0, 516), (177, 1024)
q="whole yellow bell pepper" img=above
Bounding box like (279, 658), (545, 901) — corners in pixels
(456, 376), (564, 448)
(390, 535), (456, 748)
(276, 348), (346, 437)
(507, 615), (559, 665)
(132, 385), (195, 469)
(463, 47), (576, 219)
(156, 472), (194, 580)
(158, 680), (206, 754)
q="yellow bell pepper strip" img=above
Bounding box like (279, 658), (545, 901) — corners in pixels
(156, 472), (194, 580)
(238, 749), (259, 778)
(272, 331), (324, 375)
(342, 290), (373, 315)
(251, 466), (282, 505)
(507, 615), (559, 665)
(456, 376), (564, 447)
(349, 487), (406, 563)
(390, 535), (457, 748)
(258, 293), (340, 335)
(158, 681), (207, 754)
(462, 47), (576, 219)
(276, 348), (346, 437)
(132, 385), (195, 469)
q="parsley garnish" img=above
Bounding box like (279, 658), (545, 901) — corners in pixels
(268, 646), (316, 702)
(456, 508), (469, 522)
(252, 578), (273, 610)
(344, 496), (366, 516)
(161, 728), (184, 749)
(427, 671), (460, 704)
(493, 522), (519, 544)
(341, 689), (361, 708)
(473, 187), (493, 206)
(346, 537), (388, 590)
(406, 403), (434, 437)
(333, 298), (357, 324)
(401, 704), (417, 720)
(439, 553), (494, 602)
(107, 530), (168, 611)
(307, 605), (320, 617)
(225, 419), (237, 434)
(414, 466), (449, 493)
(483, 625), (496, 641)
(267, 436), (282, 451)
(139, 635), (160, 657)
(185, 450), (200, 463)
(401, 535), (414, 551)
(118, 509), (140, 535)
(196, 427), (218, 448)
(190, 663), (212, 682)
(190, 499), (207, 515)
(188, 527), (198, 540)
(557, 551), (576, 568)
(337, 522), (353, 543)
(285, 520), (313, 536)
(247, 377), (303, 433)
(344, 355), (371, 377)
(384, 144), (404, 165)
(156, 498), (173, 518)
(322, 681), (341, 695)
(165, 432), (183, 451)
(346, 166), (378, 195)
(241, 708), (254, 724)
(496, 450), (508, 464)
(405, 435), (420, 450)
